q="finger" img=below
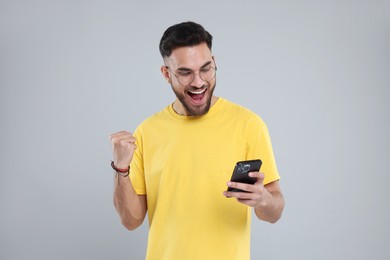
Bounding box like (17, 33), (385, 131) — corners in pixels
(119, 136), (137, 144)
(110, 133), (136, 145)
(118, 141), (137, 151)
(227, 181), (257, 193)
(248, 171), (265, 184)
(129, 143), (137, 150)
(248, 171), (264, 179)
(224, 190), (255, 200)
(110, 131), (134, 139)
(222, 191), (231, 198)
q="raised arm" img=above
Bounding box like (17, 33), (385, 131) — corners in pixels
(110, 131), (147, 230)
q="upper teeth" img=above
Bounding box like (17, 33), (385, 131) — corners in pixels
(189, 89), (206, 94)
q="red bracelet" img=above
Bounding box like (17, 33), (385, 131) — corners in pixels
(111, 161), (130, 177)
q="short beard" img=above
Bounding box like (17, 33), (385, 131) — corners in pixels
(172, 81), (216, 117)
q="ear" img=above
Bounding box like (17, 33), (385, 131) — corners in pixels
(161, 65), (171, 83)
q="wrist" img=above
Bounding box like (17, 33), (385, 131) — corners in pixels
(113, 161), (130, 170)
(111, 161), (130, 177)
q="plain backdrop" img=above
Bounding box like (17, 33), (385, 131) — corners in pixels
(1, 0), (389, 259)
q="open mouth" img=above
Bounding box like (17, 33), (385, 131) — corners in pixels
(187, 88), (207, 105)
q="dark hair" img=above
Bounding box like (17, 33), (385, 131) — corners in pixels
(159, 21), (213, 58)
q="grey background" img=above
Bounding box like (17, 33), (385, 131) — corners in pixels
(1, 0), (389, 259)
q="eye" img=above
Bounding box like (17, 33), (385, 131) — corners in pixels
(178, 71), (192, 76)
(200, 67), (211, 73)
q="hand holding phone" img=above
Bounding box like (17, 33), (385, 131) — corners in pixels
(227, 159), (262, 192)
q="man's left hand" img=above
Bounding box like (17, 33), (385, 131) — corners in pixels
(223, 171), (270, 208)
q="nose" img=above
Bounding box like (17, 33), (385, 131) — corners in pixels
(191, 72), (205, 88)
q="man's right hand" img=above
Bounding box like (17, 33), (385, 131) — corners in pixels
(109, 131), (137, 169)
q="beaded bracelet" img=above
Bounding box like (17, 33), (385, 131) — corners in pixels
(111, 161), (130, 177)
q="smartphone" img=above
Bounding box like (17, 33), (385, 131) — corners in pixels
(227, 159), (262, 192)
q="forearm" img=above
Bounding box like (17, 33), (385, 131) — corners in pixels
(113, 174), (147, 230)
(254, 190), (284, 223)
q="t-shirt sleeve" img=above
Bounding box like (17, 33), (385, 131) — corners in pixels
(246, 115), (280, 185)
(129, 127), (147, 195)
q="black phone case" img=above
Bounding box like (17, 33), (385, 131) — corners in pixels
(227, 159), (262, 192)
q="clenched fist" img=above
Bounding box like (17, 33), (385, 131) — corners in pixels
(109, 131), (137, 169)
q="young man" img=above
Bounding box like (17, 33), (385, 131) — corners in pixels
(109, 21), (284, 260)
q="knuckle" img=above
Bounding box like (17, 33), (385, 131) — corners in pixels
(119, 139), (128, 146)
(110, 136), (118, 145)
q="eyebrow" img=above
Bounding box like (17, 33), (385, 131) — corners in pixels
(176, 61), (213, 71)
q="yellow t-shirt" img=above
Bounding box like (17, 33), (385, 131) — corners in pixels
(130, 97), (280, 260)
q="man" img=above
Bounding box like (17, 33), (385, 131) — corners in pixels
(109, 21), (284, 260)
